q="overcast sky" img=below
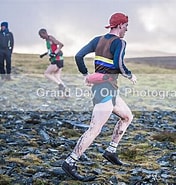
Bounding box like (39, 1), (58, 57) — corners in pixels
(1, 0), (176, 57)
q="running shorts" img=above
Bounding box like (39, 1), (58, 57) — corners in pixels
(51, 60), (64, 68)
(91, 82), (118, 106)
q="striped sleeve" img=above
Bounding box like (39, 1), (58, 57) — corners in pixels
(113, 39), (132, 79)
(75, 37), (100, 74)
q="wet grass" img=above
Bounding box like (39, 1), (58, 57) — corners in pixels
(61, 128), (81, 138)
(7, 154), (43, 166)
(152, 131), (176, 143)
(0, 175), (12, 185)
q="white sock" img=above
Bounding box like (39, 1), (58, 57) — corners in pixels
(106, 142), (118, 153)
(65, 152), (79, 166)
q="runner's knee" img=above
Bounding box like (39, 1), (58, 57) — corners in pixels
(44, 71), (50, 77)
(122, 111), (133, 123)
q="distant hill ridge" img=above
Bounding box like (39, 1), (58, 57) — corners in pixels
(126, 56), (176, 69)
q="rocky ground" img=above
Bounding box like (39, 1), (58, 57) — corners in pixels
(0, 65), (176, 185)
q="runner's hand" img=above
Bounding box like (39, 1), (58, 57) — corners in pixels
(84, 74), (92, 86)
(130, 74), (137, 84)
(40, 52), (48, 58)
(49, 53), (56, 58)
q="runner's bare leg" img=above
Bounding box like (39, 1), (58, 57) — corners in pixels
(44, 64), (62, 84)
(73, 100), (113, 157)
(111, 96), (133, 144)
(54, 68), (65, 86)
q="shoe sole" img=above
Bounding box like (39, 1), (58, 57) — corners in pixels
(62, 163), (96, 181)
(103, 154), (116, 165)
(103, 153), (122, 166)
(62, 164), (78, 180)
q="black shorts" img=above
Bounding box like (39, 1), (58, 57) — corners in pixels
(91, 82), (118, 106)
(51, 60), (64, 68)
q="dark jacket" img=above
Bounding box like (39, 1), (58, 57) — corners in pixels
(0, 29), (14, 52)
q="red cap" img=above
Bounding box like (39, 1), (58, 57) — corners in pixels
(105, 13), (128, 29)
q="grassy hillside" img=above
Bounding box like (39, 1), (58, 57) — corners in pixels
(7, 53), (175, 112)
(12, 53), (176, 74)
(12, 53), (176, 75)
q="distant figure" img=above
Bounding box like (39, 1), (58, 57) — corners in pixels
(38, 28), (66, 91)
(0, 22), (14, 80)
(62, 12), (137, 181)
